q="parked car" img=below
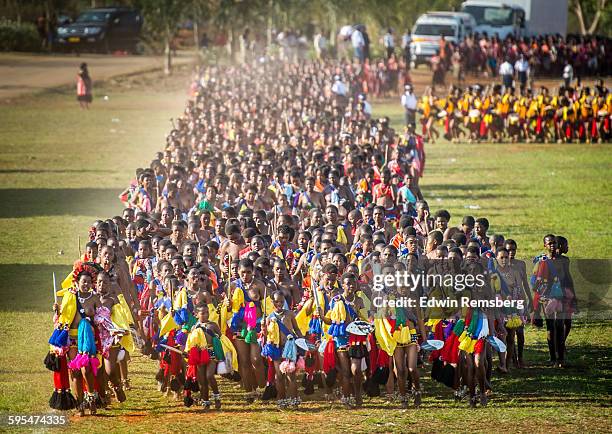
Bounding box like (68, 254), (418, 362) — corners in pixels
(56, 7), (142, 53)
(410, 12), (476, 68)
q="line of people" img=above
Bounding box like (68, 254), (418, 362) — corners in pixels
(46, 57), (577, 415)
(403, 80), (610, 143)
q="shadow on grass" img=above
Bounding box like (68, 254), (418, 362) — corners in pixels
(0, 264), (72, 312)
(0, 188), (122, 218)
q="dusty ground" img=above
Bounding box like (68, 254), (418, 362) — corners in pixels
(0, 51), (195, 101)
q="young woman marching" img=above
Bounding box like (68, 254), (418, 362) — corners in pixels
(493, 248), (528, 371)
(226, 258), (268, 402)
(184, 304), (223, 410)
(262, 291), (303, 409)
(94, 271), (130, 403)
(458, 248), (495, 407)
(52, 262), (103, 416)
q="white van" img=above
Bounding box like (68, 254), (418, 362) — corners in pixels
(410, 12), (476, 68)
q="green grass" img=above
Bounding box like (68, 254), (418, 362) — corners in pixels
(0, 77), (610, 433)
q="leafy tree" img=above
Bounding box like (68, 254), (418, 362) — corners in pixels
(569, 0), (610, 35)
(138, 0), (183, 74)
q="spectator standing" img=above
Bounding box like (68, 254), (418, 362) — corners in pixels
(76, 62), (92, 110)
(351, 27), (365, 63)
(362, 26), (371, 61)
(514, 54), (530, 91)
(563, 62), (573, 88)
(499, 59), (514, 90)
(313, 30), (328, 60)
(383, 28), (395, 59)
(36, 15), (47, 49)
(401, 30), (411, 67)
(401, 84), (417, 127)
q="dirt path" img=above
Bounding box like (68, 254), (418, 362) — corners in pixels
(0, 51), (194, 100)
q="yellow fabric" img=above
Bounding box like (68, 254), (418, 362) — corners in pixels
(357, 290), (371, 313)
(61, 272), (73, 290)
(425, 318), (442, 328)
(392, 326), (416, 345)
(263, 296), (274, 317)
(159, 311), (179, 336)
(185, 327), (207, 352)
(295, 305), (311, 335)
(208, 303), (219, 325)
(231, 286), (245, 312)
(57, 291), (77, 325)
(267, 319), (280, 345)
(329, 298), (346, 323)
(220, 304), (230, 335)
(117, 294), (134, 325)
(374, 318), (396, 356)
(111, 304), (135, 353)
(173, 288), (188, 311)
(219, 334), (238, 371)
(336, 226), (348, 245)
(459, 336), (472, 352)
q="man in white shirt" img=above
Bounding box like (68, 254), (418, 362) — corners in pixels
(383, 28), (394, 59)
(313, 31), (328, 59)
(562, 63), (573, 88)
(499, 59), (514, 90)
(351, 27), (365, 63)
(514, 54), (530, 91)
(401, 84), (417, 127)
(331, 75), (347, 97)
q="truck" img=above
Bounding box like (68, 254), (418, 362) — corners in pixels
(461, 0), (568, 39)
(409, 12), (476, 68)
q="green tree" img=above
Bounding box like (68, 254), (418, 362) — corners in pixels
(569, 0), (610, 35)
(139, 0), (183, 74)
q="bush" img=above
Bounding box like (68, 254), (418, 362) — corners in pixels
(0, 19), (40, 52)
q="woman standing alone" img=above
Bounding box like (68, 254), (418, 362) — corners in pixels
(77, 63), (92, 109)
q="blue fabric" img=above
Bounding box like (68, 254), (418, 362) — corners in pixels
(173, 307), (190, 326)
(282, 338), (297, 362)
(77, 318), (96, 355)
(262, 343), (282, 361)
(48, 328), (68, 347)
(308, 316), (323, 336)
(230, 307), (245, 332)
(473, 312), (484, 338)
(327, 322), (347, 338)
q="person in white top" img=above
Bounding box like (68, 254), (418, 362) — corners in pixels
(514, 54), (530, 91)
(313, 31), (328, 60)
(351, 28), (365, 63)
(383, 28), (394, 59)
(358, 93), (372, 117)
(499, 60), (514, 90)
(562, 63), (573, 88)
(401, 84), (417, 127)
(331, 75), (347, 97)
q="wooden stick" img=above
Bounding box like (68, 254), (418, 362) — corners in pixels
(284, 111), (290, 135)
(53, 272), (57, 304)
(273, 204), (278, 238)
(77, 236), (82, 258)
(159, 343), (186, 356)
